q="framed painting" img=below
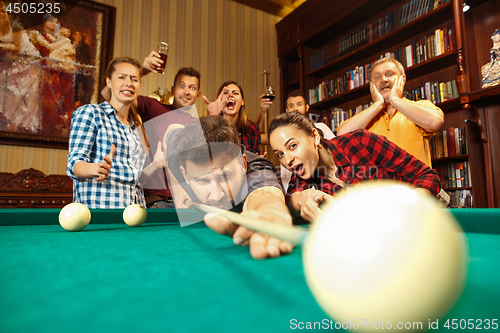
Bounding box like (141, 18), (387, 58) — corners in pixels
(0, 0), (115, 148)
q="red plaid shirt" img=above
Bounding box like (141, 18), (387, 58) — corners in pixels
(287, 129), (440, 201)
(239, 121), (261, 155)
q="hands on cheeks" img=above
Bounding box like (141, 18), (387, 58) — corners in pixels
(96, 144), (115, 181)
(298, 189), (335, 222)
(204, 210), (294, 259)
(370, 81), (385, 106)
(203, 87), (229, 116)
(388, 75), (406, 104)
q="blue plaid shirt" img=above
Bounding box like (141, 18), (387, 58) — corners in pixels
(67, 102), (147, 208)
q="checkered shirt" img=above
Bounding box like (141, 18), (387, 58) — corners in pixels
(67, 102), (147, 208)
(239, 122), (261, 155)
(287, 129), (441, 202)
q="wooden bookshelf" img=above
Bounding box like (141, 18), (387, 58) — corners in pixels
(277, 0), (500, 207)
(305, 2), (454, 78)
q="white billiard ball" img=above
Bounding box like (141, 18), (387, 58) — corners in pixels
(123, 204), (147, 227)
(303, 182), (467, 332)
(59, 203), (91, 232)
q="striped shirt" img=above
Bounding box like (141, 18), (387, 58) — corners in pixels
(67, 102), (146, 208)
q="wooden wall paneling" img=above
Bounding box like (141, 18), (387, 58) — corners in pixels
(453, 0), (469, 94)
(0, 168), (73, 208)
(464, 120), (488, 208)
(484, 103), (500, 207)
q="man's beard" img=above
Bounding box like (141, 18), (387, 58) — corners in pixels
(204, 197), (234, 210)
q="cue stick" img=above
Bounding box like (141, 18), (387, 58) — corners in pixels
(190, 202), (308, 246)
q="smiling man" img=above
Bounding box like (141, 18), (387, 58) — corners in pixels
(167, 116), (293, 259)
(134, 53), (202, 208)
(336, 58), (444, 168)
(101, 55), (202, 208)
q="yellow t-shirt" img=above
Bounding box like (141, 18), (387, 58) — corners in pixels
(366, 99), (438, 167)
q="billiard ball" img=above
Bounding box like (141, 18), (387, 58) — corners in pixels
(123, 204), (147, 227)
(303, 182), (467, 332)
(59, 203), (91, 232)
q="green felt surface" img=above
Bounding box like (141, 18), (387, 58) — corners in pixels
(0, 222), (327, 333)
(0, 209), (499, 333)
(2, 208), (499, 233)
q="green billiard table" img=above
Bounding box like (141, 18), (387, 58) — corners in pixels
(0, 208), (499, 333)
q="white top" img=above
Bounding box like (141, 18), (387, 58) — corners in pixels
(280, 122), (335, 191)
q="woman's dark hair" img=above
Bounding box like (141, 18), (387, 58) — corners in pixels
(268, 111), (328, 147)
(216, 80), (250, 131)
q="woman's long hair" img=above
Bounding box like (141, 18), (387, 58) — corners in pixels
(216, 80), (249, 131)
(106, 57), (150, 154)
(268, 111), (328, 148)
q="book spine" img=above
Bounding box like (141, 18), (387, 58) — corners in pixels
(434, 81), (441, 103)
(451, 80), (459, 98)
(440, 29), (445, 54)
(448, 28), (454, 50)
(455, 163), (461, 188)
(438, 82), (444, 103)
(443, 130), (448, 157)
(443, 27), (449, 52)
(442, 82), (449, 101)
(449, 162), (456, 187)
(448, 127), (456, 156)
(446, 81), (453, 100)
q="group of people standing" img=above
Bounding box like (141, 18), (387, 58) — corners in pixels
(66, 51), (446, 259)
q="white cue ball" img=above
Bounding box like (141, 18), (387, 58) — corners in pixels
(59, 203), (91, 232)
(123, 204), (147, 227)
(303, 182), (467, 332)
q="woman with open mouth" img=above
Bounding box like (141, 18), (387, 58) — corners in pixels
(268, 111), (441, 222)
(209, 81), (262, 155)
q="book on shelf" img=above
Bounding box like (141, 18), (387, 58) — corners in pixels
(403, 79), (457, 105)
(448, 28), (454, 51)
(433, 162), (472, 189)
(307, 0), (449, 72)
(446, 189), (473, 208)
(448, 127), (456, 156)
(442, 129), (449, 157)
(434, 28), (448, 56)
(323, 104), (370, 133)
(446, 81), (453, 100)
(430, 126), (467, 159)
(407, 0), (415, 23)
(451, 80), (459, 99)
(439, 82), (445, 102)
(392, 28), (453, 71)
(443, 27), (449, 53)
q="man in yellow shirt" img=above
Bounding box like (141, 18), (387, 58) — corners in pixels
(337, 58), (444, 167)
